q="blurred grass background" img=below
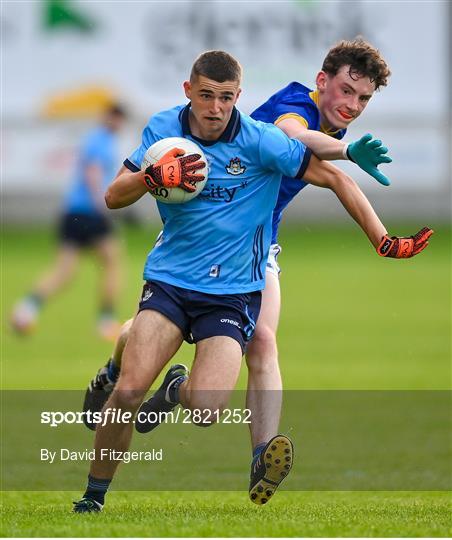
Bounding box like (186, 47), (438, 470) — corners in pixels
(1, 222), (450, 537)
(2, 222), (449, 390)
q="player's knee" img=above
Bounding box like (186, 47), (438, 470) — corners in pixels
(110, 386), (145, 413)
(246, 324), (278, 372)
(97, 241), (120, 265)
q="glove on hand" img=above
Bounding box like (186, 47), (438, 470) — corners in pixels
(144, 148), (206, 193)
(377, 227), (434, 258)
(347, 133), (392, 186)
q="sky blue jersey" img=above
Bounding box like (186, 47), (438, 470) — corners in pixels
(125, 104), (311, 294)
(64, 126), (119, 215)
(251, 81), (347, 243)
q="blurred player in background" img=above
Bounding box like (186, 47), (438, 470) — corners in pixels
(74, 50), (432, 513)
(10, 104), (127, 341)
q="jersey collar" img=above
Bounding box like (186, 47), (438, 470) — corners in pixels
(309, 89), (320, 106)
(179, 103), (241, 146)
(309, 89), (341, 137)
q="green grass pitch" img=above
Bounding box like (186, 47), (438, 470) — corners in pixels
(1, 223), (450, 537)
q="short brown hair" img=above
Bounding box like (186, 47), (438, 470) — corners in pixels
(322, 37), (391, 90)
(190, 50), (242, 84)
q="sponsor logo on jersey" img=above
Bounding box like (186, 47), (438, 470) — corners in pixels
(199, 181), (248, 203)
(225, 157), (246, 175)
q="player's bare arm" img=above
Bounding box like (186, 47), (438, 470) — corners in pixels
(105, 166), (148, 209)
(302, 156), (433, 257)
(277, 117), (346, 160)
(278, 116), (392, 186)
(302, 155), (387, 248)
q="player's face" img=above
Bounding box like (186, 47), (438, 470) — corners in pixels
(105, 113), (125, 132)
(184, 75), (241, 140)
(316, 65), (376, 130)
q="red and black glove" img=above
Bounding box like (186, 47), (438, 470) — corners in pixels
(377, 227), (434, 258)
(144, 148), (206, 193)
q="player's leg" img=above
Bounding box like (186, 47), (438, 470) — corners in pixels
(10, 244), (80, 334)
(136, 334), (243, 433)
(33, 245), (81, 297)
(135, 289), (260, 432)
(75, 279), (192, 511)
(74, 309), (184, 512)
(83, 318), (134, 430)
(132, 286), (292, 505)
(179, 335), (243, 420)
(111, 317), (133, 366)
(245, 248), (294, 505)
(83, 228), (166, 408)
(93, 230), (122, 341)
(245, 270), (282, 449)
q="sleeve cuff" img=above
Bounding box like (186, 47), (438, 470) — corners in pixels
(295, 148), (312, 179)
(124, 158), (140, 172)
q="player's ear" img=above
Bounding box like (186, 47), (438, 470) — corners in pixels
(316, 71), (327, 92)
(234, 88), (242, 103)
(183, 81), (191, 99)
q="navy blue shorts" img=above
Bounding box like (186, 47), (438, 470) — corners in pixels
(58, 212), (113, 247)
(138, 280), (262, 353)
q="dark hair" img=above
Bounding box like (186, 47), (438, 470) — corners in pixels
(106, 103), (127, 118)
(322, 38), (391, 90)
(190, 50), (242, 83)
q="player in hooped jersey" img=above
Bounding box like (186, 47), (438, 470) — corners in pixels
(74, 50), (432, 513)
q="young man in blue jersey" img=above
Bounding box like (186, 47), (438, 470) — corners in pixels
(10, 104), (126, 341)
(74, 50), (432, 513)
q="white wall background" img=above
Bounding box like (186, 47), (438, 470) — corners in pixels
(2, 0), (450, 222)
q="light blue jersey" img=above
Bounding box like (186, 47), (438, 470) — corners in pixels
(65, 126), (119, 215)
(125, 104), (310, 294)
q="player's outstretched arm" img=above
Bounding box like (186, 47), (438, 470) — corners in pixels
(302, 155), (386, 248)
(277, 118), (392, 186)
(302, 156), (433, 257)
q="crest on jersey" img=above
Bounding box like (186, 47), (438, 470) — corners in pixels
(225, 158), (246, 176)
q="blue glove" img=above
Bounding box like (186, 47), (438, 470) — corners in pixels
(346, 133), (392, 186)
